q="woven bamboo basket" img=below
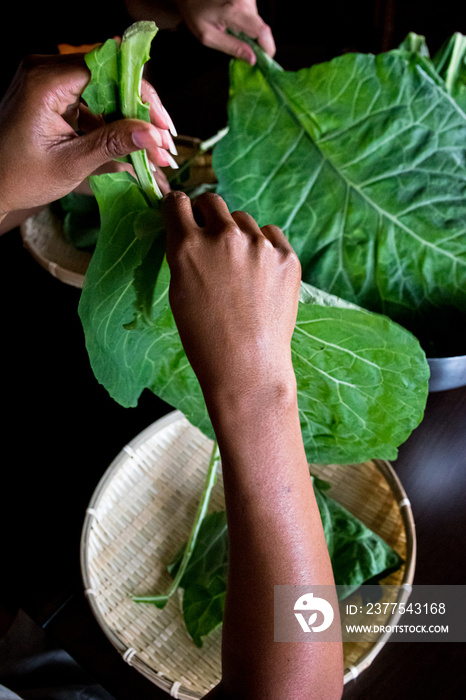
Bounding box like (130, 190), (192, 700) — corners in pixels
(81, 410), (416, 698)
(19, 136), (215, 289)
(20, 205), (92, 288)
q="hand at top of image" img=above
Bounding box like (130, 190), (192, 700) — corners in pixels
(126, 0), (275, 64)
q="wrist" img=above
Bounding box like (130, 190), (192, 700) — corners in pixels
(205, 367), (309, 498)
(204, 366), (299, 438)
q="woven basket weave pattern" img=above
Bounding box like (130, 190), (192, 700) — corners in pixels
(81, 411), (415, 698)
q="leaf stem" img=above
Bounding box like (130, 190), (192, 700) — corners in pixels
(133, 439), (220, 608)
(444, 33), (466, 95)
(168, 128), (229, 187)
(235, 32), (322, 140)
(119, 21), (163, 204)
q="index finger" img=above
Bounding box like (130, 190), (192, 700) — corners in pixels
(256, 23), (276, 57)
(19, 54), (90, 113)
(227, 12), (276, 58)
(163, 191), (199, 266)
(192, 192), (238, 233)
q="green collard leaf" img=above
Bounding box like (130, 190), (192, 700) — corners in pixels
(213, 46), (466, 346)
(313, 486), (403, 599)
(78, 172), (211, 434)
(169, 511), (228, 589)
(299, 280), (360, 309)
(119, 21), (157, 122)
(398, 32), (430, 58)
(78, 172), (158, 404)
(182, 577), (226, 647)
(80, 177), (428, 462)
(127, 208), (166, 328)
(292, 295), (429, 464)
(80, 192), (428, 463)
(54, 193), (100, 249)
(135, 442), (220, 610)
(82, 39), (119, 117)
(82, 22), (161, 203)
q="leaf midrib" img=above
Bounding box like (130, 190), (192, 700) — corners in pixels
(257, 55), (466, 270)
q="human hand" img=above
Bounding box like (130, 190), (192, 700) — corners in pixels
(164, 191), (300, 399)
(173, 0), (275, 64)
(0, 53), (176, 218)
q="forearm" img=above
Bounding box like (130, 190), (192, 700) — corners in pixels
(204, 372), (343, 700)
(164, 192), (343, 699)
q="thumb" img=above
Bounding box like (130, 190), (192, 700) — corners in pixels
(58, 119), (164, 181)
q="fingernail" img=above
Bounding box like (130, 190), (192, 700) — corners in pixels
(165, 152), (179, 169)
(132, 129), (162, 149)
(163, 106), (178, 137)
(167, 132), (178, 156)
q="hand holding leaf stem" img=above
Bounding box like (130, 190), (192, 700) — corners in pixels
(164, 190), (343, 700)
(0, 53), (176, 224)
(173, 0), (275, 63)
(127, 0), (275, 64)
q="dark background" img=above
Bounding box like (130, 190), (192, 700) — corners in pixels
(2, 0), (465, 136)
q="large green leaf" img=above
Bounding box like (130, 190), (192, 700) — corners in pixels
(213, 44), (466, 337)
(170, 511), (228, 646)
(399, 32), (466, 113)
(293, 292), (428, 463)
(79, 173), (428, 464)
(313, 484), (402, 599)
(78, 172), (212, 435)
(118, 21), (162, 203)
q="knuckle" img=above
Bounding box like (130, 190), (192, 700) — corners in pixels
(223, 222), (244, 239)
(233, 44), (250, 61)
(253, 233), (273, 252)
(197, 191), (222, 205)
(98, 126), (127, 158)
(195, 25), (214, 46)
(165, 189), (189, 205)
(285, 248), (302, 275)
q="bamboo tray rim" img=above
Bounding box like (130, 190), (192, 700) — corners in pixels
(81, 410), (416, 697)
